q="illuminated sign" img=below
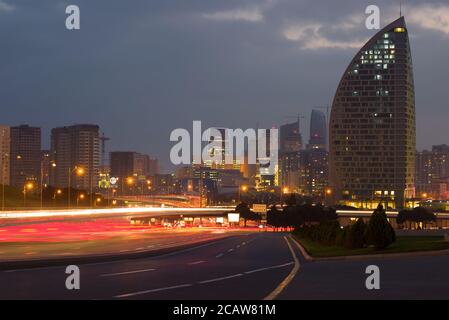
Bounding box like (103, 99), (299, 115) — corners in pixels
(227, 213), (240, 223)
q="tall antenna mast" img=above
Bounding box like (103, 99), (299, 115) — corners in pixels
(400, 1), (403, 17)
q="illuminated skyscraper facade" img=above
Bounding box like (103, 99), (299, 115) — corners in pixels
(329, 17), (416, 209)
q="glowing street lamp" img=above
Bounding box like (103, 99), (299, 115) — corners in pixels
(68, 166), (84, 209)
(238, 184), (248, 202)
(77, 193), (85, 206)
(23, 182), (34, 206)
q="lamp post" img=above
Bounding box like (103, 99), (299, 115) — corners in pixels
(23, 182), (34, 207)
(281, 187), (289, 205)
(77, 193), (85, 207)
(238, 185), (248, 203)
(1, 153), (8, 211)
(68, 166), (84, 209)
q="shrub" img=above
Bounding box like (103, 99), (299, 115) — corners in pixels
(335, 226), (348, 246)
(365, 205), (396, 249)
(345, 218), (366, 249)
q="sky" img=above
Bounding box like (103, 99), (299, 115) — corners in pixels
(1, 0), (448, 172)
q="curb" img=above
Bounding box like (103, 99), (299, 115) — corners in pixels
(0, 236), (235, 271)
(289, 235), (449, 262)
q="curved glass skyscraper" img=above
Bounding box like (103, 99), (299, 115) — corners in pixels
(329, 17), (416, 209)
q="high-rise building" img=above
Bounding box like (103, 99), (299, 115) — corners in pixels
(309, 109), (327, 149)
(279, 121), (302, 191)
(299, 148), (328, 198)
(0, 125), (10, 186)
(329, 17), (416, 209)
(50, 124), (100, 191)
(110, 151), (157, 194)
(10, 125), (41, 188)
(416, 145), (449, 199)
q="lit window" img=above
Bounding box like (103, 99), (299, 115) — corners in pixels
(394, 27), (405, 33)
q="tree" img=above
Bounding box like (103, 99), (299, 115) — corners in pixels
(235, 202), (253, 227)
(397, 207), (436, 229)
(267, 205), (282, 231)
(365, 204), (396, 249)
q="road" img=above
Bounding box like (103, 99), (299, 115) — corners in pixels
(0, 232), (448, 299)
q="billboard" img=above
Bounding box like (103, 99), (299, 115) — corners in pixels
(227, 213), (240, 223)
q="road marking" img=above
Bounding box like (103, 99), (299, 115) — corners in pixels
(244, 262), (294, 275)
(198, 273), (243, 284)
(227, 248), (234, 252)
(100, 268), (156, 277)
(188, 260), (206, 265)
(135, 247), (145, 251)
(242, 242), (246, 245)
(215, 253), (224, 258)
(236, 245), (240, 248)
(115, 283), (192, 298)
(263, 236), (300, 300)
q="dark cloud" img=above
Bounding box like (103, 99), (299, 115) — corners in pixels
(1, 0), (448, 171)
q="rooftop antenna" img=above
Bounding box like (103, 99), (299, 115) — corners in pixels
(400, 1), (403, 17)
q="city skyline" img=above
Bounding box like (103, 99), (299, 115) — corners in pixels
(1, 0), (448, 171)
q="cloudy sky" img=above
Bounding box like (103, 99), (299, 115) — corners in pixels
(1, 0), (448, 171)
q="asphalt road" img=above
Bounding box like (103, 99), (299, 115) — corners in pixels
(0, 232), (448, 299)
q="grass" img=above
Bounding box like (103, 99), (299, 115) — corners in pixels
(293, 235), (449, 258)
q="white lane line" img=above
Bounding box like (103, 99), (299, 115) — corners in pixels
(244, 262), (293, 275)
(198, 273), (243, 284)
(188, 260), (206, 265)
(215, 253), (224, 258)
(100, 268), (156, 277)
(146, 245), (154, 248)
(227, 248), (234, 252)
(135, 247), (144, 251)
(263, 236), (300, 300)
(115, 284), (192, 298)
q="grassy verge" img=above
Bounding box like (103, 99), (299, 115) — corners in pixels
(293, 235), (449, 257)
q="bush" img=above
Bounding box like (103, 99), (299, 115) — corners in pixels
(336, 226), (349, 246)
(365, 205), (396, 249)
(293, 220), (341, 246)
(345, 218), (366, 249)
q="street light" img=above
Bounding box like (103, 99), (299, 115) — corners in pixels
(23, 182), (34, 207)
(280, 187), (289, 205)
(1, 153), (8, 211)
(126, 177), (135, 196)
(68, 166), (84, 208)
(77, 193), (85, 207)
(238, 185), (248, 202)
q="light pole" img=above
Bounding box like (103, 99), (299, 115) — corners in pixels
(281, 187), (289, 205)
(23, 182), (34, 207)
(1, 153), (7, 211)
(68, 166), (84, 209)
(238, 185), (248, 203)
